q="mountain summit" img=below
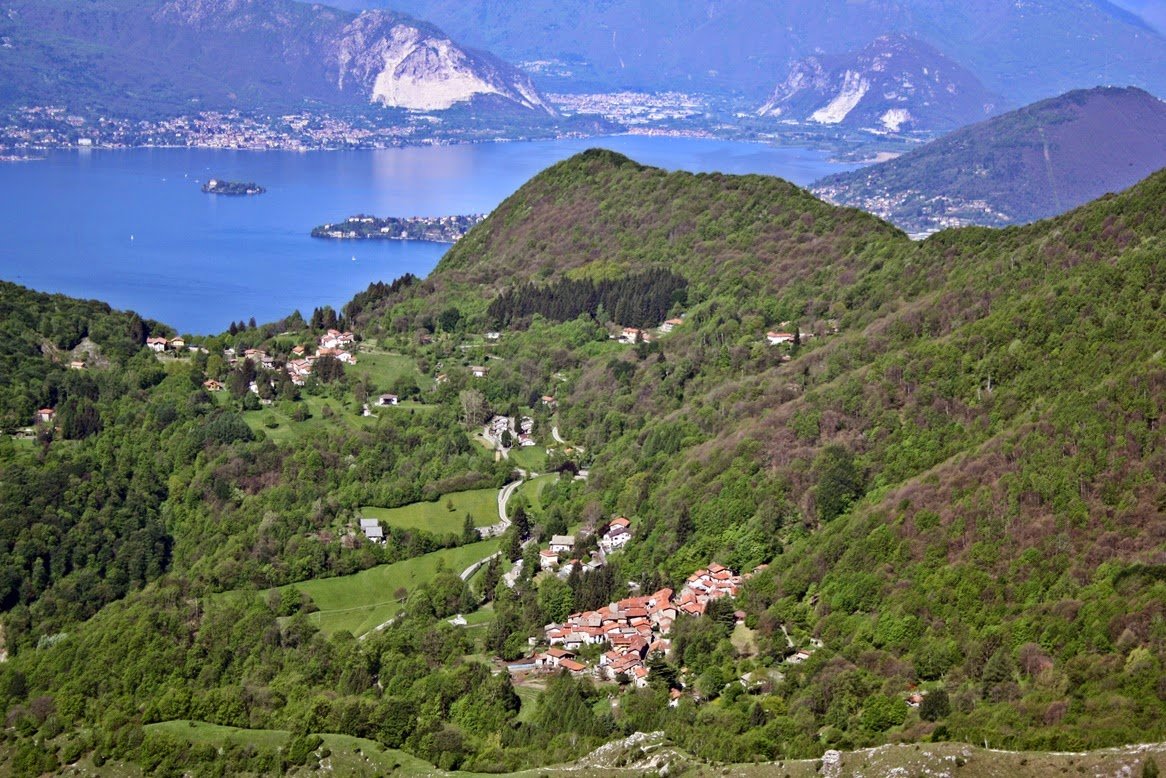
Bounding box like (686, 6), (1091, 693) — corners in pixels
(757, 34), (1000, 134)
(384, 0), (1166, 103)
(0, 0), (553, 116)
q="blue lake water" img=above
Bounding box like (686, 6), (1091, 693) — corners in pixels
(0, 136), (856, 333)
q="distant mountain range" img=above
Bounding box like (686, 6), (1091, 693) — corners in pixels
(354, 0), (1166, 106)
(757, 34), (1000, 134)
(0, 0), (554, 117)
(812, 87), (1166, 233)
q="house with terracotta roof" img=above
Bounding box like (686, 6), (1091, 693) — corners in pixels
(319, 329), (355, 350)
(35, 408), (55, 424)
(767, 331), (795, 345)
(600, 519), (632, 553)
(618, 327), (643, 344)
(146, 336), (168, 352)
(559, 659), (588, 675)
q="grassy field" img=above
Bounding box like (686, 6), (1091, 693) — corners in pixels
(514, 684), (544, 724)
(271, 540), (500, 637)
(145, 720), (291, 749)
(350, 351), (424, 392)
(730, 623), (758, 657)
(361, 488), (499, 535)
(515, 474), (556, 514)
(238, 395), (369, 444)
(143, 721), (439, 776)
(508, 445), (548, 472)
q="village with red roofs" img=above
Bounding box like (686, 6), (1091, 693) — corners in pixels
(525, 562), (758, 688)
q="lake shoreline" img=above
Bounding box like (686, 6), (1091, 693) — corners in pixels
(0, 137), (858, 334)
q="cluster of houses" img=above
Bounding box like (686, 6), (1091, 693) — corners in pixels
(617, 327), (652, 345)
(284, 331), (357, 385)
(538, 534), (593, 573)
(538, 517), (633, 576)
(614, 317), (684, 344)
(146, 335), (187, 352)
(529, 563), (748, 686)
(486, 415), (537, 449)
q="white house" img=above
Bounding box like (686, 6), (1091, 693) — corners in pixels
(319, 329), (355, 349)
(471, 365), (489, 378)
(539, 549), (559, 570)
(146, 337), (168, 352)
(766, 331), (795, 345)
(359, 518), (385, 543)
(549, 535), (576, 555)
(377, 394), (399, 406)
(600, 525), (632, 553)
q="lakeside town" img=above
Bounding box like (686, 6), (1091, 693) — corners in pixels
(0, 98), (899, 159)
(0, 105), (608, 156)
(312, 214), (486, 243)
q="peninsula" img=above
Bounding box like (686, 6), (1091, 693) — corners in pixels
(201, 179), (265, 196)
(311, 213), (486, 243)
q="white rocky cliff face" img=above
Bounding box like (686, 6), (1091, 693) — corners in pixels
(334, 12), (554, 113)
(757, 34), (998, 133)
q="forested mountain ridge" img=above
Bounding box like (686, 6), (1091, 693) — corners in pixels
(812, 86), (1166, 233)
(0, 154), (1165, 773)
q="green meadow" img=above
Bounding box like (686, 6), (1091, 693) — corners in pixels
(360, 488), (499, 534)
(272, 540), (499, 637)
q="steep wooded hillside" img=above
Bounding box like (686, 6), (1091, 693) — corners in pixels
(399, 151), (1166, 750)
(1, 152), (1164, 773)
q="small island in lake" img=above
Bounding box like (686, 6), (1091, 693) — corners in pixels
(312, 213), (486, 243)
(202, 178), (265, 195)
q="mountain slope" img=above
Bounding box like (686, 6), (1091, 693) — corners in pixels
(0, 0), (553, 116)
(1, 154), (1166, 772)
(757, 34), (1000, 133)
(812, 86), (1166, 232)
(375, 0), (1166, 103)
(424, 153), (1166, 751)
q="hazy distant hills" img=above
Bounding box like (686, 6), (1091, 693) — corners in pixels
(757, 34), (1000, 134)
(358, 0), (1166, 105)
(812, 87), (1166, 233)
(0, 0), (554, 117)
